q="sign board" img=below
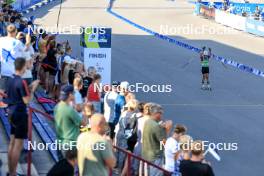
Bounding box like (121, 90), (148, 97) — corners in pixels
(81, 27), (112, 85)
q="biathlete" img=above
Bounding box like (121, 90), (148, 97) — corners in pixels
(200, 47), (212, 90)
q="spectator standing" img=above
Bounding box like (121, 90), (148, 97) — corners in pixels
(16, 32), (35, 85)
(254, 6), (261, 20)
(87, 73), (101, 113)
(5, 58), (39, 176)
(80, 66), (95, 98)
(132, 102), (152, 175)
(142, 104), (173, 176)
(113, 81), (129, 131)
(115, 99), (138, 171)
(0, 25), (28, 90)
(164, 125), (187, 174)
(77, 113), (116, 176)
(104, 81), (119, 139)
(54, 85), (86, 157)
(47, 149), (78, 176)
(179, 140), (215, 176)
(81, 102), (95, 130)
(0, 25), (30, 107)
(73, 77), (83, 116)
(42, 40), (57, 97)
(175, 134), (193, 174)
(0, 12), (5, 36)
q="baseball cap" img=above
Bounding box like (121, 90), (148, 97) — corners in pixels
(112, 81), (120, 86)
(60, 85), (74, 100)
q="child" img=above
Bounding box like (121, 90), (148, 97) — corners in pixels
(73, 77), (83, 115)
(80, 102), (95, 132)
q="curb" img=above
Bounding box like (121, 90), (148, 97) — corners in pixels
(22, 0), (58, 14)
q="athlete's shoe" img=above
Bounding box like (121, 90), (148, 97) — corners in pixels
(201, 84), (206, 90)
(207, 84), (212, 91)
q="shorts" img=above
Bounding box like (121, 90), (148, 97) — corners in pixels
(201, 67), (209, 74)
(9, 107), (28, 139)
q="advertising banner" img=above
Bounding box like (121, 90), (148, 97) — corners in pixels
(245, 18), (264, 37)
(11, 0), (42, 11)
(81, 27), (112, 85)
(200, 4), (215, 19)
(229, 3), (264, 14)
(215, 9), (246, 31)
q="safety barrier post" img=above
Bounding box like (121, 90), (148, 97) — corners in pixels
(127, 152), (131, 176)
(27, 108), (33, 176)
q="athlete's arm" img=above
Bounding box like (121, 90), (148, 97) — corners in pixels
(208, 48), (212, 59)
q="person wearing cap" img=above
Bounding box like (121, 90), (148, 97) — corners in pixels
(114, 81), (129, 130)
(54, 85), (87, 158)
(103, 81), (119, 139)
(200, 47), (212, 90)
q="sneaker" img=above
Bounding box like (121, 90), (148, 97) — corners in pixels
(0, 101), (8, 108)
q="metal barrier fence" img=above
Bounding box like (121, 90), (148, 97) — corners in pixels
(112, 146), (172, 176)
(27, 107), (172, 176)
(27, 106), (54, 176)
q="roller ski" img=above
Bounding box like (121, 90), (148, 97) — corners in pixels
(201, 83), (212, 91)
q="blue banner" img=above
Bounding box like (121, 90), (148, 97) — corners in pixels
(245, 18), (264, 36)
(12, 0), (43, 11)
(229, 3), (264, 14)
(200, 1), (264, 14)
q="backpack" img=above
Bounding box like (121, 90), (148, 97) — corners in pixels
(124, 113), (140, 144)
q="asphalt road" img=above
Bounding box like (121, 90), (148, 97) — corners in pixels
(27, 0), (264, 175)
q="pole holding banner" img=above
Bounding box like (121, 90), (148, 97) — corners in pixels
(81, 27), (112, 85)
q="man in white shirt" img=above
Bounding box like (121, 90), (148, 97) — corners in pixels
(0, 24), (30, 90)
(103, 81), (119, 139)
(15, 32), (35, 85)
(164, 124), (187, 173)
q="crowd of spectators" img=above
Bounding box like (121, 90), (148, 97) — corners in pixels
(0, 2), (215, 176)
(220, 0), (264, 20)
